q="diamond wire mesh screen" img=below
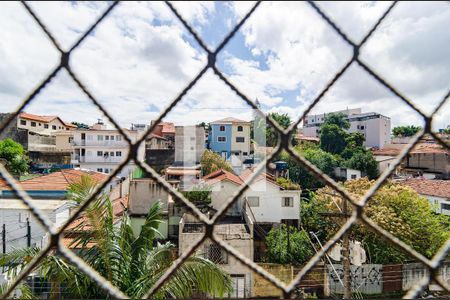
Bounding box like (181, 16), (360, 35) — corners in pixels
(0, 1), (449, 299)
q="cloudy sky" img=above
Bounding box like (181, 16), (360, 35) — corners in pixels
(0, 1), (449, 131)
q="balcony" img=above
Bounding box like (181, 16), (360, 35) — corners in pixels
(72, 140), (128, 148)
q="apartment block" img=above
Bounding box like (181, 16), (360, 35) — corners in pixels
(302, 108), (391, 149)
(71, 121), (145, 177)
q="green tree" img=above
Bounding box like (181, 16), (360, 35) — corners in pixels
(0, 138), (29, 176)
(265, 112), (294, 147)
(307, 178), (450, 264)
(344, 150), (378, 179)
(319, 124), (348, 154)
(200, 150), (233, 176)
(0, 176), (232, 299)
(181, 184), (212, 211)
(71, 121), (89, 129)
(265, 225), (314, 264)
(392, 125), (422, 137)
(323, 113), (350, 130)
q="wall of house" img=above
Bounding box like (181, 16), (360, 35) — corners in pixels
(244, 180), (300, 223)
(55, 133), (72, 151)
(375, 155), (397, 174)
(0, 199), (68, 253)
(145, 149), (175, 173)
(210, 180), (243, 216)
(209, 124), (232, 157)
(17, 117), (68, 134)
(231, 124), (250, 155)
(420, 194), (449, 215)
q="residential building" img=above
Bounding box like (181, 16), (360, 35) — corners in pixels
(149, 121), (175, 148)
(17, 112), (76, 134)
(174, 125), (205, 165)
(179, 212), (254, 298)
(208, 117), (251, 161)
(334, 167), (361, 181)
(397, 179), (450, 215)
(0, 169), (110, 253)
(203, 168), (301, 226)
(302, 108), (391, 149)
(146, 134), (170, 150)
(71, 120), (145, 177)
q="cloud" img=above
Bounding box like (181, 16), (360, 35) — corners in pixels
(0, 1), (448, 132)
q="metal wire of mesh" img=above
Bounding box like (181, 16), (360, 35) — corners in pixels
(0, 1), (448, 299)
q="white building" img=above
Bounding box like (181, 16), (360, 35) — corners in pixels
(71, 121), (145, 178)
(334, 167), (361, 181)
(203, 168), (301, 226)
(302, 108), (391, 149)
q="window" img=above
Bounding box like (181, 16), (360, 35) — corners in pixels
(206, 244), (228, 264)
(282, 197), (294, 207)
(104, 169), (109, 174)
(44, 124), (49, 129)
(52, 125), (57, 130)
(66, 128), (69, 130)
(190, 146), (194, 150)
(110, 135), (114, 140)
(237, 126), (243, 132)
(97, 151), (103, 156)
(218, 136), (226, 142)
(234, 152), (239, 156)
(97, 135), (103, 141)
(219, 125), (225, 131)
(247, 196), (259, 207)
(97, 168), (103, 172)
(243, 152), (248, 156)
(68, 137), (73, 143)
(351, 174), (357, 179)
(116, 151), (122, 156)
(442, 203), (450, 211)
(105, 135), (109, 140)
(20, 120), (26, 125)
(38, 123), (41, 126)
(110, 152), (114, 156)
(360, 125), (365, 130)
(31, 121), (36, 127)
(116, 135), (122, 141)
(236, 137), (245, 143)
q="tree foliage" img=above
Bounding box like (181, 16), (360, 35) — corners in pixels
(265, 225), (314, 264)
(344, 150), (378, 179)
(319, 124), (348, 154)
(276, 177), (301, 190)
(305, 178), (450, 264)
(0, 138), (29, 176)
(181, 184), (212, 209)
(323, 112), (350, 130)
(254, 112), (296, 147)
(0, 176), (233, 299)
(200, 150), (233, 175)
(392, 125), (422, 137)
(71, 121), (90, 129)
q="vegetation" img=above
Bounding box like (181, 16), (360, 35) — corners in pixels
(253, 112), (296, 147)
(265, 225), (314, 264)
(392, 125), (422, 137)
(302, 178), (450, 264)
(200, 150), (233, 175)
(71, 121), (89, 129)
(0, 176), (233, 299)
(0, 138), (29, 177)
(181, 183), (212, 210)
(276, 177), (301, 190)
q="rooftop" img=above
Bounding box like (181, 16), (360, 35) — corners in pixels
(372, 143), (449, 156)
(397, 179), (450, 199)
(0, 169), (110, 191)
(203, 169), (244, 186)
(211, 117), (250, 124)
(19, 112), (58, 123)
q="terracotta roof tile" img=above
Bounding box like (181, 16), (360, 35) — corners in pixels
(211, 117), (250, 124)
(203, 169), (243, 186)
(0, 169), (110, 191)
(372, 143), (449, 156)
(398, 179), (450, 199)
(19, 112), (58, 123)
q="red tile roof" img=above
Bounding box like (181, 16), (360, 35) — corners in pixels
(239, 168), (278, 185)
(203, 169), (244, 186)
(19, 112), (58, 123)
(0, 169), (109, 191)
(398, 179), (450, 199)
(160, 122), (175, 134)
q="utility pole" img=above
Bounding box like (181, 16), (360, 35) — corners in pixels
(2, 224), (5, 254)
(26, 218), (31, 247)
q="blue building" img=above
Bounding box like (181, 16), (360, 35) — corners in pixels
(208, 117), (251, 160)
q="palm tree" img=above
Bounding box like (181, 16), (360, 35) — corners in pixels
(0, 176), (232, 299)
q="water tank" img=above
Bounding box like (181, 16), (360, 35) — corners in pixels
(274, 161), (288, 171)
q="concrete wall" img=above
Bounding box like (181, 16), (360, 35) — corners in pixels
(407, 152), (450, 176)
(128, 178), (170, 215)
